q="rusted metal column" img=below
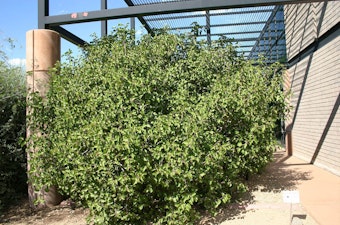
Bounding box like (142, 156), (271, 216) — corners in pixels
(286, 131), (293, 156)
(26, 29), (63, 208)
(283, 70), (293, 157)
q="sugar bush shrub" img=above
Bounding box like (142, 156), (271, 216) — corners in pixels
(28, 27), (288, 224)
(0, 49), (26, 211)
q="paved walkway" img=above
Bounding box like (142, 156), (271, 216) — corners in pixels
(283, 152), (340, 225)
(200, 148), (340, 225)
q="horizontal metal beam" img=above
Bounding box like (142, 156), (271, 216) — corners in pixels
(197, 29), (284, 38)
(229, 37), (259, 42)
(51, 26), (87, 46)
(124, 0), (154, 33)
(145, 9), (274, 21)
(211, 30), (263, 36)
(168, 20), (283, 31)
(237, 45), (260, 48)
(240, 50), (285, 55)
(43, 0), (335, 27)
(251, 49), (286, 54)
(234, 37), (286, 43)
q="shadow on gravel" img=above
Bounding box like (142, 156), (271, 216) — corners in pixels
(198, 148), (312, 224)
(2, 149), (312, 225)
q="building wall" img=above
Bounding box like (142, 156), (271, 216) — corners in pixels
(284, 2), (340, 176)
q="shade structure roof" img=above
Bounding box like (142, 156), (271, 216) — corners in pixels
(128, 1), (286, 63)
(40, 0), (331, 64)
(120, 0), (287, 63)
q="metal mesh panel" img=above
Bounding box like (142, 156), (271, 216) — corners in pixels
(126, 1), (287, 62)
(131, 0), (192, 5)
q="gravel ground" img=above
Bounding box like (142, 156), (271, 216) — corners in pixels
(1, 148), (318, 225)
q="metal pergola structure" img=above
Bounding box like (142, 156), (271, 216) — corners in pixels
(38, 0), (333, 64)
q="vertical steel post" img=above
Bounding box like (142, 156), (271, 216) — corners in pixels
(131, 17), (136, 31)
(26, 29), (63, 208)
(101, 0), (108, 37)
(38, 0), (49, 29)
(206, 10), (211, 45)
(131, 17), (136, 42)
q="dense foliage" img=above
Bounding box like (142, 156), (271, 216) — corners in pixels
(28, 27), (288, 224)
(0, 49), (26, 211)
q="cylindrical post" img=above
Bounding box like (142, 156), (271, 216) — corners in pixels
(26, 29), (63, 208)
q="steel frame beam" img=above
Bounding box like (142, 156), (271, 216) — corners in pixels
(206, 10), (211, 44)
(123, 0), (153, 34)
(145, 9), (274, 21)
(42, 0), (334, 27)
(51, 26), (87, 46)
(248, 5), (283, 58)
(101, 0), (108, 37)
(38, 0), (335, 47)
(167, 20), (284, 31)
(210, 30), (283, 36)
(38, 0), (48, 29)
(38, 0), (87, 46)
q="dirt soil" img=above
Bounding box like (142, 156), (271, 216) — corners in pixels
(0, 200), (88, 225)
(0, 148), (318, 225)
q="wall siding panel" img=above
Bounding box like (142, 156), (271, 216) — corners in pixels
(284, 2), (340, 176)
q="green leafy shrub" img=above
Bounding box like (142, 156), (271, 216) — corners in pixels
(28, 27), (288, 224)
(0, 49), (26, 211)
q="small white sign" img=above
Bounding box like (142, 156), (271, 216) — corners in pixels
(283, 190), (300, 204)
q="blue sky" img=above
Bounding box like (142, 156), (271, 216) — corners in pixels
(0, 0), (36, 65)
(0, 0), (277, 66)
(0, 0), (145, 66)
